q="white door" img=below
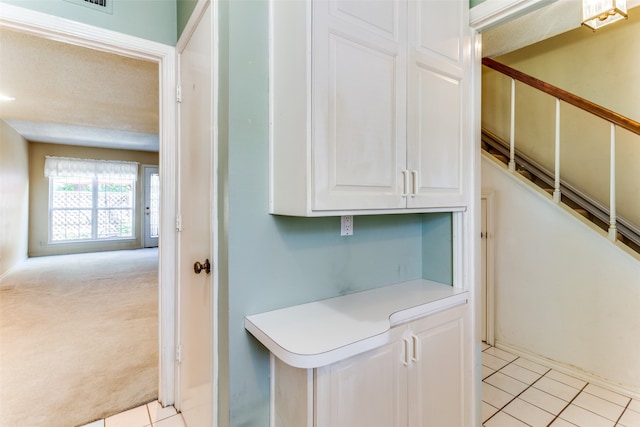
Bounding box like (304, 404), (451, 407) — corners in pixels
(178, 4), (214, 426)
(311, 0), (407, 211)
(315, 325), (407, 427)
(406, 0), (467, 208)
(143, 166), (159, 248)
(408, 305), (468, 427)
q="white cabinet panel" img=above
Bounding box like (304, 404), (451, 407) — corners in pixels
(407, 0), (467, 209)
(314, 35), (404, 210)
(316, 328), (407, 427)
(330, 0), (399, 39)
(408, 304), (468, 427)
(415, 0), (463, 65)
(269, 0), (470, 216)
(408, 67), (463, 207)
(313, 0), (406, 211)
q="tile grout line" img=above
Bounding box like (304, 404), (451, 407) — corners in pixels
(545, 382), (589, 427)
(613, 399), (632, 426)
(562, 387), (632, 425)
(581, 385), (633, 409)
(483, 356), (552, 426)
(481, 347), (523, 381)
(482, 346), (637, 427)
(146, 402), (153, 427)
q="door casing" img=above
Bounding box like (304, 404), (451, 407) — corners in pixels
(481, 194), (495, 346)
(0, 4), (179, 405)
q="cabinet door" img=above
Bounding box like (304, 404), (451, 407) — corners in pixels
(312, 0), (407, 211)
(406, 0), (469, 208)
(315, 328), (408, 427)
(407, 304), (469, 427)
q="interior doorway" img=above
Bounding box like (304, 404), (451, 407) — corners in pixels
(481, 194), (495, 346)
(0, 1), (177, 412)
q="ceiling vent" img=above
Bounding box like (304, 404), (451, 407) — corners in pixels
(64, 0), (113, 14)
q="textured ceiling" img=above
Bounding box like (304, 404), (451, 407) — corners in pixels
(482, 0), (640, 58)
(0, 28), (159, 152)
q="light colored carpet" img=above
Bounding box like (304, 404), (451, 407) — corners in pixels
(0, 249), (158, 427)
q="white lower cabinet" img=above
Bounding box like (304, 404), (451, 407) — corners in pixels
(271, 303), (469, 427)
(408, 304), (468, 426)
(315, 326), (408, 427)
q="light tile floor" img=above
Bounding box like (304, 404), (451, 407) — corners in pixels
(80, 400), (186, 427)
(81, 345), (640, 427)
(482, 343), (640, 427)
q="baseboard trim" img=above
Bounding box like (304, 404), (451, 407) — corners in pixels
(494, 340), (640, 400)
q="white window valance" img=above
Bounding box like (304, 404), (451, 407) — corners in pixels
(44, 156), (139, 181)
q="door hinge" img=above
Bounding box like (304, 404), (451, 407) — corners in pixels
(176, 215), (182, 232)
(176, 345), (182, 364)
(176, 85), (182, 103)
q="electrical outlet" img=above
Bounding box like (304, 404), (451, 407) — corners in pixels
(341, 215), (353, 236)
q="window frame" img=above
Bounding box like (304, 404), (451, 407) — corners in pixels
(48, 174), (137, 244)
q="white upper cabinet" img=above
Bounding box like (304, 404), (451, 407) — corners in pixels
(407, 0), (468, 209)
(270, 0), (470, 216)
(312, 0), (407, 211)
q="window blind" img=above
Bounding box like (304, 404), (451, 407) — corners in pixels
(44, 156), (138, 181)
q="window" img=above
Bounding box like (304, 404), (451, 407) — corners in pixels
(149, 171), (160, 238)
(45, 157), (138, 243)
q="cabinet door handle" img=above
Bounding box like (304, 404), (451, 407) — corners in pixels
(401, 170), (409, 197)
(410, 170), (418, 197)
(403, 337), (410, 366)
(411, 335), (419, 362)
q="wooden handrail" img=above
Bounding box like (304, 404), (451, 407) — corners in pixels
(482, 57), (640, 136)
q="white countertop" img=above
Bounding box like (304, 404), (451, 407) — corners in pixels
(244, 279), (468, 369)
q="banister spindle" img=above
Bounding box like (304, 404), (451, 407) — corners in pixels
(509, 78), (516, 172)
(553, 98), (561, 203)
(608, 122), (617, 241)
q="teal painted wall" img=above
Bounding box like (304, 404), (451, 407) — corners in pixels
(177, 0), (198, 39)
(223, 1), (453, 425)
(422, 213), (453, 284)
(0, 0), (177, 45)
(6, 0), (455, 423)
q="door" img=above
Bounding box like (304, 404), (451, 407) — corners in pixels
(408, 304), (468, 427)
(311, 0), (407, 211)
(178, 4), (214, 426)
(143, 166), (159, 248)
(315, 325), (407, 427)
(406, 0), (467, 208)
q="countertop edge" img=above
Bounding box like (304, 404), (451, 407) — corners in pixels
(245, 281), (469, 369)
(245, 317), (391, 369)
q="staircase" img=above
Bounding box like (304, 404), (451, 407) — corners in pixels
(482, 129), (640, 254)
(482, 58), (640, 255)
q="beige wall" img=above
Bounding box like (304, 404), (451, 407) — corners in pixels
(29, 142), (158, 257)
(482, 7), (640, 227)
(483, 155), (640, 396)
(0, 120), (30, 276)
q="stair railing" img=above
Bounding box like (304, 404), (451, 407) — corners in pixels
(482, 57), (640, 242)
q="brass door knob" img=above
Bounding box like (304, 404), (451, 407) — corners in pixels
(193, 259), (211, 275)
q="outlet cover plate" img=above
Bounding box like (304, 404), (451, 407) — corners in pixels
(341, 215), (353, 236)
